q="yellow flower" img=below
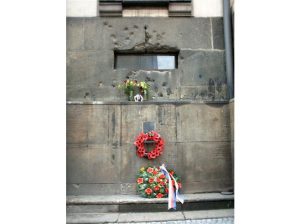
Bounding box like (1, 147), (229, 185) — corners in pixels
(140, 167), (145, 172)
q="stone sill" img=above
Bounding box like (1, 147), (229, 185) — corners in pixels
(67, 193), (234, 205)
(66, 100), (230, 105)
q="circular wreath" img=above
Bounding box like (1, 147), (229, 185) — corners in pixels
(136, 166), (182, 198)
(134, 131), (164, 159)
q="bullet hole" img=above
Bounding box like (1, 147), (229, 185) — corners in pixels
(84, 92), (89, 98)
(167, 88), (172, 95)
(124, 27), (129, 31)
(162, 32), (166, 35)
(103, 21), (108, 26)
(98, 81), (103, 87)
(125, 37), (130, 40)
(162, 82), (167, 86)
(158, 92), (163, 97)
(112, 154), (115, 160)
(146, 76), (155, 82)
(110, 34), (116, 38)
(144, 25), (148, 30)
(108, 24), (112, 28)
(112, 83), (116, 88)
(129, 32), (134, 35)
(199, 74), (202, 79)
(133, 25), (139, 29)
(180, 56), (184, 60)
(153, 30), (157, 33)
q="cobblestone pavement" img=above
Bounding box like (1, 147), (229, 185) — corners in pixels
(113, 217), (234, 224)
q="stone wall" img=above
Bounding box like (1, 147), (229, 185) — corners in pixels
(67, 17), (226, 102)
(67, 17), (233, 195)
(67, 102), (233, 195)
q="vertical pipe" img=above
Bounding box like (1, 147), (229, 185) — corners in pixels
(223, 0), (234, 99)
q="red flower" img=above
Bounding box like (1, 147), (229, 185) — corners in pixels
(137, 178), (144, 184)
(145, 188), (152, 195)
(154, 185), (160, 191)
(160, 181), (165, 186)
(148, 177), (154, 184)
(159, 174), (165, 179)
(165, 188), (169, 193)
(147, 167), (154, 173)
(153, 170), (158, 175)
(169, 171), (174, 176)
(156, 193), (164, 198)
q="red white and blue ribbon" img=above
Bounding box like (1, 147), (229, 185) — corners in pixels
(159, 164), (184, 210)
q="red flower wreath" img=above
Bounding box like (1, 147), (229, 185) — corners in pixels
(134, 131), (164, 160)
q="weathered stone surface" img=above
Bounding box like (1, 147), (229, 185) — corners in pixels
(178, 142), (233, 192)
(67, 213), (119, 223)
(179, 50), (226, 86)
(176, 104), (230, 142)
(67, 183), (121, 195)
(212, 18), (225, 50)
(67, 105), (88, 144)
(67, 204), (119, 213)
(67, 144), (120, 184)
(67, 50), (114, 87)
(66, 18), (225, 101)
(183, 209), (234, 220)
(118, 212), (185, 222)
(67, 18), (84, 51)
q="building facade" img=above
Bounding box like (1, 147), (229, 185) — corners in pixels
(67, 0), (234, 195)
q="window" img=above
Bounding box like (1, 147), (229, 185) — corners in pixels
(114, 53), (178, 70)
(99, 1), (192, 17)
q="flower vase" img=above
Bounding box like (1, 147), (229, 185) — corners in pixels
(128, 90), (134, 101)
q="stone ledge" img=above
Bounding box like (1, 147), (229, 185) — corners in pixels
(67, 193), (234, 205)
(66, 100), (230, 105)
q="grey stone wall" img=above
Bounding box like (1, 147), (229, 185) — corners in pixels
(67, 17), (226, 102)
(67, 17), (233, 195)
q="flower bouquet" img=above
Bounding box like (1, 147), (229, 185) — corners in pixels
(117, 79), (150, 101)
(136, 166), (182, 198)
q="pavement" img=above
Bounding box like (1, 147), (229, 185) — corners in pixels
(67, 209), (234, 223)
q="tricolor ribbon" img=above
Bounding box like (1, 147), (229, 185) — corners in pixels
(159, 164), (184, 210)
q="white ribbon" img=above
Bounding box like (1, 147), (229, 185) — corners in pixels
(159, 164), (184, 210)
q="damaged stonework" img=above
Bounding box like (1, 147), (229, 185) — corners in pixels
(67, 17), (227, 101)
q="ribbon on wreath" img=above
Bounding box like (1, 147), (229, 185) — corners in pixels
(159, 164), (184, 210)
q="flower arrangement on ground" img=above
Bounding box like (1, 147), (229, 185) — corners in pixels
(117, 79), (150, 101)
(136, 166), (182, 198)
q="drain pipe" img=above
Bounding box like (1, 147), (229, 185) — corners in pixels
(223, 0), (234, 99)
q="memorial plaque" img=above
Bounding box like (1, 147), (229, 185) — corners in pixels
(143, 121), (155, 133)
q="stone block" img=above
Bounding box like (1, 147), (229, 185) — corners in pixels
(67, 18), (84, 50)
(67, 105), (88, 144)
(67, 204), (119, 213)
(67, 183), (121, 195)
(212, 17), (225, 50)
(180, 50), (226, 86)
(117, 212), (185, 223)
(67, 50), (114, 87)
(67, 144), (120, 184)
(178, 142), (233, 191)
(176, 104), (230, 142)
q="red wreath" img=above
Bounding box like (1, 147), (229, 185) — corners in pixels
(134, 131), (164, 160)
